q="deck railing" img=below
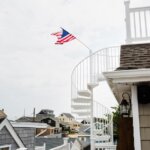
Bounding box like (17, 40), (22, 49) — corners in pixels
(125, 0), (150, 43)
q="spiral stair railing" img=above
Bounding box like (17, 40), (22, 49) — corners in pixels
(71, 46), (120, 147)
(93, 100), (113, 143)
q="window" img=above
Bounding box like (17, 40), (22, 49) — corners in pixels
(0, 145), (11, 150)
(1, 148), (9, 150)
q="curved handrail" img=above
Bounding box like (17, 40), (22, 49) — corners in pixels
(71, 46), (120, 101)
(93, 100), (113, 142)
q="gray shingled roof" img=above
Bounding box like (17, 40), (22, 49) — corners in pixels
(36, 137), (76, 150)
(36, 137), (64, 150)
(61, 113), (74, 118)
(16, 116), (34, 122)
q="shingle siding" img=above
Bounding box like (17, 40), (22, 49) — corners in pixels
(139, 103), (150, 150)
(0, 126), (19, 149)
(118, 43), (150, 69)
(15, 127), (35, 150)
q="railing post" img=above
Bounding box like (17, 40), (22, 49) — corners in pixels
(43, 143), (46, 150)
(124, 0), (132, 43)
(111, 115), (114, 144)
(90, 88), (95, 150)
(131, 85), (141, 150)
(63, 137), (69, 145)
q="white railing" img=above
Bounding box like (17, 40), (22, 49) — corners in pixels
(35, 143), (46, 150)
(71, 46), (120, 100)
(95, 144), (117, 150)
(93, 101), (113, 143)
(125, 0), (150, 43)
(71, 46), (120, 119)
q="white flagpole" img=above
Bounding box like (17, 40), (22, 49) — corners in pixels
(76, 38), (92, 55)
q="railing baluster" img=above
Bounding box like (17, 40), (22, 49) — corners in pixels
(138, 11), (142, 37)
(144, 11), (148, 37)
(133, 12), (137, 38)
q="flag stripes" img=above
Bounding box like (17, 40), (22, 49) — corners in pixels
(51, 28), (76, 44)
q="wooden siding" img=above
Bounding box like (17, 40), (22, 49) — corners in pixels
(117, 117), (134, 150)
(139, 104), (150, 150)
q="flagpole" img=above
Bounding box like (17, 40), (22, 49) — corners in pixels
(60, 27), (92, 54)
(75, 38), (92, 55)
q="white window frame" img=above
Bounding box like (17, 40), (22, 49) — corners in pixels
(0, 145), (11, 150)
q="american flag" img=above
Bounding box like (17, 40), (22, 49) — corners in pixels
(51, 28), (76, 44)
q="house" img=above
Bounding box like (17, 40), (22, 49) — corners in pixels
(71, 125), (90, 150)
(104, 43), (150, 150)
(0, 110), (27, 150)
(16, 116), (35, 122)
(36, 109), (55, 120)
(16, 111), (62, 138)
(58, 113), (81, 131)
(58, 113), (75, 123)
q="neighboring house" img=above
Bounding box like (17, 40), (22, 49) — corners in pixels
(36, 109), (55, 121)
(39, 117), (62, 136)
(81, 120), (90, 125)
(0, 110), (7, 119)
(16, 117), (62, 138)
(16, 109), (62, 138)
(71, 138), (90, 150)
(58, 113), (75, 123)
(58, 113), (80, 131)
(16, 116), (35, 122)
(70, 124), (90, 150)
(0, 110), (27, 150)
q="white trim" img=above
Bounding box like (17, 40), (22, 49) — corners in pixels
(0, 145), (11, 150)
(131, 85), (141, 150)
(103, 69), (150, 83)
(0, 119), (25, 148)
(11, 121), (49, 128)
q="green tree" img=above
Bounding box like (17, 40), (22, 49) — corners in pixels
(112, 106), (120, 142)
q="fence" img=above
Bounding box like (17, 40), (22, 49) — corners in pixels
(125, 0), (150, 43)
(35, 143), (46, 150)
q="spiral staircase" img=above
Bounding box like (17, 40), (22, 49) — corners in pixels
(70, 0), (150, 149)
(71, 46), (120, 149)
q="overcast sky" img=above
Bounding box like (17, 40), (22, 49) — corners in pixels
(0, 0), (149, 120)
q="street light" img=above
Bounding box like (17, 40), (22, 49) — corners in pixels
(119, 93), (131, 117)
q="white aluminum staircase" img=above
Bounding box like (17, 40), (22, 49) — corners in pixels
(71, 46), (120, 149)
(71, 46), (120, 119)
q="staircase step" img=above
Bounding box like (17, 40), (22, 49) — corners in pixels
(72, 97), (91, 103)
(87, 82), (99, 89)
(72, 111), (91, 116)
(94, 135), (111, 142)
(98, 74), (105, 81)
(71, 104), (90, 110)
(78, 90), (91, 97)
